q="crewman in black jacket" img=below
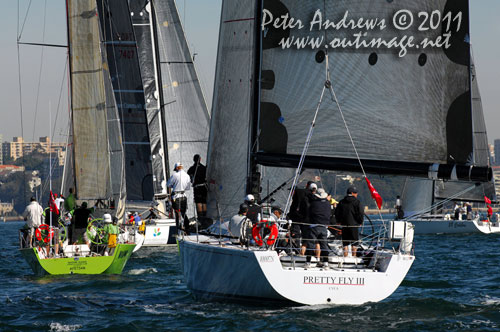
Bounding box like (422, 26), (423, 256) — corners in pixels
(335, 186), (364, 257)
(288, 181), (315, 255)
(305, 188), (331, 268)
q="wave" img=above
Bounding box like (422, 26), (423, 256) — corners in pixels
(127, 267), (158, 275)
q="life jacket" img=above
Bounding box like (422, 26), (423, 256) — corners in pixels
(108, 234), (117, 248)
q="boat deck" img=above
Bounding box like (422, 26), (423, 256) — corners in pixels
(183, 234), (388, 272)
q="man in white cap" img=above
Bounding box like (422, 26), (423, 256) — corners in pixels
(168, 162), (192, 233)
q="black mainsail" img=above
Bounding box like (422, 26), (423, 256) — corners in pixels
(207, 0), (492, 220)
(128, 0), (169, 198)
(96, 0), (154, 202)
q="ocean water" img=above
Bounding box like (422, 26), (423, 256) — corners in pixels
(1, 221), (500, 331)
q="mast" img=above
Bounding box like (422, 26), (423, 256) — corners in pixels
(149, 1), (171, 188)
(247, 0), (263, 200)
(64, 0), (77, 197)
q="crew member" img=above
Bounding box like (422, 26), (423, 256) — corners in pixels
(288, 181), (315, 256)
(72, 202), (94, 244)
(335, 186), (364, 257)
(168, 162), (191, 233)
(306, 188), (331, 268)
(244, 194), (261, 223)
(22, 197), (43, 246)
(187, 154), (207, 219)
(103, 214), (119, 255)
(228, 203), (249, 240)
(64, 188), (76, 213)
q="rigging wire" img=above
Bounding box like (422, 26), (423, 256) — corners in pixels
(16, 0), (28, 208)
(404, 183), (478, 219)
(17, 0), (33, 41)
(31, 0), (48, 142)
(51, 56), (69, 142)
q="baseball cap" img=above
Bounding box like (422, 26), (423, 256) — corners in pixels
(347, 186), (358, 194)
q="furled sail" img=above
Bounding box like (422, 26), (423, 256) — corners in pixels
(129, 0), (169, 197)
(154, 0), (210, 216)
(96, 0), (155, 201)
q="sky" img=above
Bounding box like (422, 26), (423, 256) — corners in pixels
(1, 0), (499, 146)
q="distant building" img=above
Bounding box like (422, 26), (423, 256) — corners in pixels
(489, 144), (495, 166)
(493, 166), (500, 199)
(0, 165), (25, 176)
(2, 136), (66, 165)
(0, 201), (14, 216)
(495, 140), (500, 166)
(0, 134), (3, 165)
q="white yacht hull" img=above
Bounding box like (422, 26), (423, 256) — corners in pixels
(178, 236), (414, 305)
(142, 219), (177, 246)
(411, 219), (500, 234)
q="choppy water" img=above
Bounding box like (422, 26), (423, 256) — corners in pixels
(1, 221), (500, 331)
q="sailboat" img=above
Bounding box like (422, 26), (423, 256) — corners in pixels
(18, 0), (140, 275)
(402, 60), (500, 234)
(179, 0), (494, 305)
(121, 0), (210, 248)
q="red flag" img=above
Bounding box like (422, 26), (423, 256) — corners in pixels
(488, 205), (493, 217)
(49, 191), (59, 215)
(484, 196), (492, 205)
(365, 177), (383, 210)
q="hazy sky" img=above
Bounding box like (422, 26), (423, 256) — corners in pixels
(1, 0), (499, 145)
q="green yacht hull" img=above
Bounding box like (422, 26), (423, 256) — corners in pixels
(20, 244), (135, 276)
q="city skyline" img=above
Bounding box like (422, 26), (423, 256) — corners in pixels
(1, 0), (499, 144)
